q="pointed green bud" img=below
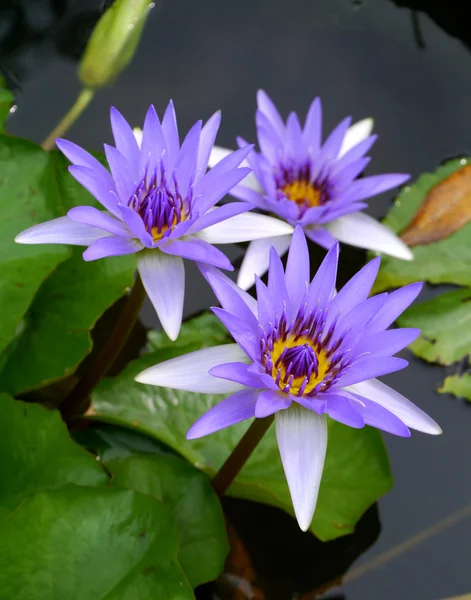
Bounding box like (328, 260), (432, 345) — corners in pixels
(79, 0), (155, 88)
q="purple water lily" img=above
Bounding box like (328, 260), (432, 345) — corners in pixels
(136, 226), (441, 531)
(210, 91), (413, 289)
(15, 103), (292, 340)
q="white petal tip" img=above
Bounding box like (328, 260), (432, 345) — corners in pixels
(14, 233), (27, 244)
(296, 512), (314, 532)
(134, 369), (154, 385)
(133, 127), (143, 147)
(237, 271), (256, 291)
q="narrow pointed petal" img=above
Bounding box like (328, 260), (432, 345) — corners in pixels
(104, 144), (136, 203)
(304, 226), (337, 250)
(209, 362), (265, 389)
(257, 89), (285, 138)
(67, 206), (129, 237)
(197, 213), (293, 245)
(237, 234), (292, 290)
(255, 389), (291, 418)
(187, 388), (259, 439)
(268, 246), (290, 320)
(197, 111), (221, 175)
(336, 357), (408, 388)
(306, 243), (339, 312)
(212, 307), (259, 360)
(135, 344), (247, 392)
(368, 282), (423, 332)
(349, 379), (442, 434)
(198, 263), (257, 316)
(140, 104), (166, 173)
(208, 145), (234, 169)
(351, 395), (411, 437)
(276, 405), (328, 532)
(188, 202), (253, 235)
(204, 271), (259, 332)
(161, 237), (233, 270)
(324, 257), (381, 331)
(15, 216), (109, 246)
(83, 236), (141, 261)
(303, 97), (322, 154)
(68, 165), (120, 217)
(324, 212), (413, 260)
(119, 204), (153, 247)
(353, 327), (420, 357)
(175, 120), (202, 196)
(162, 100), (180, 170)
(194, 167), (252, 214)
(137, 250), (185, 341)
(323, 393), (364, 428)
(109, 106), (140, 177)
(285, 225), (310, 311)
(339, 118), (374, 157)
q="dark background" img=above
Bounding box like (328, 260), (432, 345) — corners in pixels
(3, 0), (471, 597)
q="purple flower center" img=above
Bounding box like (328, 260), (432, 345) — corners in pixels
(128, 168), (191, 242)
(274, 163), (331, 218)
(260, 303), (351, 397)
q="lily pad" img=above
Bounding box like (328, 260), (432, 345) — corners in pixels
(108, 454), (228, 587)
(372, 158), (471, 293)
(439, 373), (471, 401)
(0, 394), (108, 518)
(0, 75), (14, 132)
(89, 326), (393, 541)
(0, 147), (135, 394)
(0, 485), (193, 600)
(147, 312), (228, 352)
(398, 288), (471, 366)
(0, 136), (71, 354)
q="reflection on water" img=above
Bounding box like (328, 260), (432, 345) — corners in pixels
(4, 0), (471, 598)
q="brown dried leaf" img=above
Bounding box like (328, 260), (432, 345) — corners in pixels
(400, 163), (471, 246)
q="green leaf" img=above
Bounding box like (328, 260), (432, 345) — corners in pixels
(0, 485), (193, 600)
(147, 312), (228, 353)
(108, 454), (228, 587)
(0, 394), (107, 518)
(0, 136), (71, 354)
(397, 288), (471, 365)
(89, 331), (393, 541)
(0, 147), (135, 394)
(439, 373), (471, 400)
(372, 158), (471, 293)
(0, 75), (14, 132)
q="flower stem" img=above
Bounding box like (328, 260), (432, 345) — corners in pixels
(212, 415), (274, 496)
(41, 87), (95, 151)
(60, 274), (146, 420)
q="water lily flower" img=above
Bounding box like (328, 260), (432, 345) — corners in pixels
(136, 226), (441, 532)
(15, 103), (292, 340)
(209, 91), (413, 289)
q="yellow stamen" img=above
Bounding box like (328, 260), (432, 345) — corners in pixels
(270, 334), (330, 395)
(282, 180), (321, 208)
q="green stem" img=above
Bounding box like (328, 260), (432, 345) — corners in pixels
(212, 415), (274, 496)
(41, 87), (95, 150)
(60, 275), (146, 420)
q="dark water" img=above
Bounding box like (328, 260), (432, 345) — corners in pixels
(4, 0), (471, 597)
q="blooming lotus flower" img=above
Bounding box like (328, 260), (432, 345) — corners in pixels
(15, 103), (292, 340)
(136, 226), (441, 532)
(209, 91), (413, 289)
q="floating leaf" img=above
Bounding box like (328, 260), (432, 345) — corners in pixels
(147, 312), (228, 353)
(0, 148), (135, 394)
(0, 136), (71, 353)
(439, 373), (471, 401)
(372, 158), (471, 293)
(400, 163), (471, 246)
(0, 75), (14, 132)
(88, 321), (393, 542)
(0, 485), (193, 600)
(0, 394), (108, 518)
(108, 454), (228, 587)
(398, 288), (471, 366)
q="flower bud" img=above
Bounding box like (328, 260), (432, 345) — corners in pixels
(79, 0), (155, 88)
